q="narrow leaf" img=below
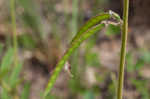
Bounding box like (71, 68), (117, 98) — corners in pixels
(71, 12), (110, 45)
(0, 47), (14, 72)
(21, 83), (30, 99)
(44, 11), (122, 97)
(0, 88), (11, 99)
(44, 24), (105, 97)
(9, 63), (23, 88)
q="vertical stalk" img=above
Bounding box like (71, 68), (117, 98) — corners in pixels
(71, 0), (79, 74)
(10, 0), (18, 66)
(72, 0), (78, 36)
(69, 0), (79, 95)
(117, 0), (129, 99)
(10, 0), (19, 99)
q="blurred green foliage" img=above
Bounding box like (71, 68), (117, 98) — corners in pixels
(131, 79), (150, 99)
(83, 91), (95, 99)
(0, 0), (149, 99)
(126, 50), (150, 99)
(106, 24), (121, 36)
(126, 50), (150, 72)
(18, 34), (36, 49)
(0, 47), (30, 99)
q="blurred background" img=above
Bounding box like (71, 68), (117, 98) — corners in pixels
(0, 0), (150, 99)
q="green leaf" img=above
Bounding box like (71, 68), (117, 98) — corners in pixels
(9, 62), (23, 88)
(0, 47), (14, 72)
(44, 11), (121, 97)
(21, 83), (30, 99)
(71, 12), (111, 45)
(0, 88), (11, 99)
(44, 24), (105, 97)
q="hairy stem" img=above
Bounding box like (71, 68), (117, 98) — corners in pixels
(117, 0), (129, 99)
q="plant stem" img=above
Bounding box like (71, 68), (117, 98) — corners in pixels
(10, 0), (18, 66)
(10, 0), (19, 99)
(117, 0), (129, 99)
(72, 0), (78, 36)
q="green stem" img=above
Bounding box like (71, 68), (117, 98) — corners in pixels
(10, 0), (18, 66)
(117, 0), (129, 99)
(71, 0), (78, 75)
(72, 0), (78, 35)
(10, 1), (19, 99)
